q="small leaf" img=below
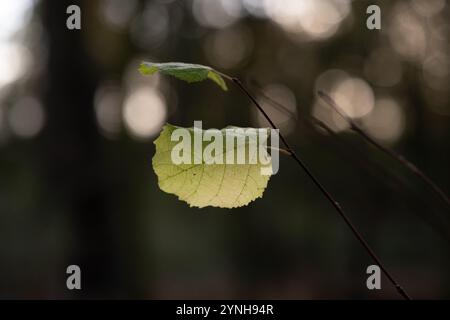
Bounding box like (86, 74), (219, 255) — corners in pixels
(207, 70), (227, 91)
(152, 124), (272, 208)
(139, 62), (228, 91)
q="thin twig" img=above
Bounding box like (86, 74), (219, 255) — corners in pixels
(247, 78), (298, 119)
(271, 146), (292, 156)
(228, 76), (411, 300)
(317, 90), (450, 209)
(255, 82), (450, 245)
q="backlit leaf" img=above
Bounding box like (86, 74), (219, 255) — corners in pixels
(139, 62), (228, 91)
(152, 124), (273, 208)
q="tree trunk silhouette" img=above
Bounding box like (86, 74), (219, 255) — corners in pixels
(41, 0), (116, 298)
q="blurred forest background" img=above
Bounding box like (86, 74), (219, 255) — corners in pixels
(0, 0), (449, 299)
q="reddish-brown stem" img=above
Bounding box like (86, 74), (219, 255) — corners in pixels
(230, 77), (411, 300)
(317, 90), (450, 210)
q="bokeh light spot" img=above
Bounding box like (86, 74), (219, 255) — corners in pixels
(204, 25), (253, 69)
(253, 83), (297, 135)
(362, 98), (405, 144)
(8, 96), (45, 138)
(123, 87), (167, 139)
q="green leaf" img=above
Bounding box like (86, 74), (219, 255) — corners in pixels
(139, 62), (228, 91)
(206, 70), (227, 91)
(152, 124), (272, 208)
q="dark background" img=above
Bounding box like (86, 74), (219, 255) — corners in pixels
(0, 0), (449, 299)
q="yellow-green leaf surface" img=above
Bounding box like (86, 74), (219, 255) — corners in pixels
(139, 61), (227, 91)
(152, 124), (272, 208)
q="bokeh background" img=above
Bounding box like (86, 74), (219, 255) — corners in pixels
(0, 0), (449, 299)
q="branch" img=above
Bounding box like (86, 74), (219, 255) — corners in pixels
(253, 82), (450, 244)
(317, 90), (450, 209)
(271, 146), (292, 156)
(228, 76), (411, 300)
(246, 78), (298, 120)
